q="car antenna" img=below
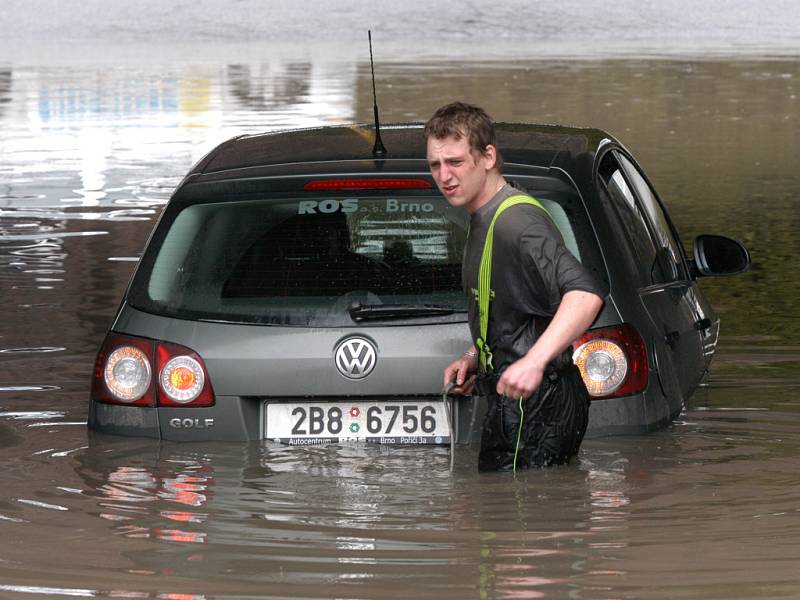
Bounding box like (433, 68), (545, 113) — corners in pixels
(368, 30), (387, 159)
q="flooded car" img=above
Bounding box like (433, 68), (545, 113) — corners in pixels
(88, 123), (750, 442)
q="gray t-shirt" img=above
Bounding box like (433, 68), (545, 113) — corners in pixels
(462, 183), (604, 372)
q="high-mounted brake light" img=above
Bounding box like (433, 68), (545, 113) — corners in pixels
(572, 324), (649, 400)
(303, 178), (432, 191)
(92, 334), (215, 408)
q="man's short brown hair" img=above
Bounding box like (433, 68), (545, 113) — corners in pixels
(423, 102), (503, 171)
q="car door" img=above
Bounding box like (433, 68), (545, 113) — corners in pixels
(597, 149), (708, 408)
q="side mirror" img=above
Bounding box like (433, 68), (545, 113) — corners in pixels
(690, 234), (751, 278)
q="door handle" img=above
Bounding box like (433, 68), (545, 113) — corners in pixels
(664, 330), (681, 349)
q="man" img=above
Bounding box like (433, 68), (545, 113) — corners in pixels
(424, 102), (604, 471)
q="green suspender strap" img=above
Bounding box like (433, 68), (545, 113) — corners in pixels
(476, 194), (553, 372)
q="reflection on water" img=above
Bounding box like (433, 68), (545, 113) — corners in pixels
(97, 459), (212, 544)
(0, 49), (799, 599)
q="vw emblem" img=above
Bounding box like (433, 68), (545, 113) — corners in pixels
(334, 337), (377, 380)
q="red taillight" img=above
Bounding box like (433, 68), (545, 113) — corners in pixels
(92, 334), (156, 407)
(92, 334), (215, 408)
(572, 324), (649, 400)
(157, 342), (215, 407)
(303, 178), (432, 191)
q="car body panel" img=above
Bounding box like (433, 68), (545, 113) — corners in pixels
(113, 305), (470, 397)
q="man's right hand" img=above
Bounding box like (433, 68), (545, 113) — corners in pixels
(443, 352), (478, 395)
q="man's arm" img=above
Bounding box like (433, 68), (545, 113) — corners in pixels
(496, 290), (603, 399)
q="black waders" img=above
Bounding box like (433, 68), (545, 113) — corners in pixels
(476, 360), (589, 472)
(474, 195), (590, 472)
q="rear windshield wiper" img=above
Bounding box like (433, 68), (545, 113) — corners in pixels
(348, 302), (466, 322)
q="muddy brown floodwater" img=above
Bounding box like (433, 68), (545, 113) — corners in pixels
(1, 26), (800, 600)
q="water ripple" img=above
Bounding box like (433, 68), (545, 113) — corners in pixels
(0, 347), (66, 354)
(0, 231), (108, 242)
(16, 498), (69, 511)
(0, 411), (64, 419)
(0, 386), (61, 395)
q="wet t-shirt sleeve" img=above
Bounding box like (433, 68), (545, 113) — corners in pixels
(518, 208), (603, 313)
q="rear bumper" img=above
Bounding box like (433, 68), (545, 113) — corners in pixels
(88, 388), (680, 441)
(586, 392), (680, 437)
(88, 396), (259, 441)
(89, 401), (160, 439)
(90, 395), (475, 442)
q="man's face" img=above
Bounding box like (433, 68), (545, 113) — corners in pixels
(427, 134), (495, 213)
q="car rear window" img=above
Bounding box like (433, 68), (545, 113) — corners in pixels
(128, 195), (466, 326)
(128, 190), (605, 327)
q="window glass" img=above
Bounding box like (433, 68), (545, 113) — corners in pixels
(129, 190), (596, 327)
(598, 153), (659, 279)
(617, 154), (686, 280)
(611, 170), (637, 211)
(132, 196), (469, 326)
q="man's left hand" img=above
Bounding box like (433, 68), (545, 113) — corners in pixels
(496, 355), (545, 400)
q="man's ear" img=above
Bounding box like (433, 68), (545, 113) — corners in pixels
(482, 144), (498, 171)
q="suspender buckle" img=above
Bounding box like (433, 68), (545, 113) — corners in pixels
(475, 337), (494, 372)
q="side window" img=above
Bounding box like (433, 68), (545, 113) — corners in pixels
(617, 154), (687, 280)
(597, 152), (660, 283)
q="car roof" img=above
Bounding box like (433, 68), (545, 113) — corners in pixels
(190, 122), (615, 180)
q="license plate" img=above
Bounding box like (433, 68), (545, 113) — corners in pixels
(265, 401), (451, 445)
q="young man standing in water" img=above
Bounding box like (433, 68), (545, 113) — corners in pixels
(424, 102), (605, 471)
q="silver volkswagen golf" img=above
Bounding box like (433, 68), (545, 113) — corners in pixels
(88, 123), (750, 442)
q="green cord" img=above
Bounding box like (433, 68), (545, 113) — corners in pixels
(513, 395), (524, 474)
